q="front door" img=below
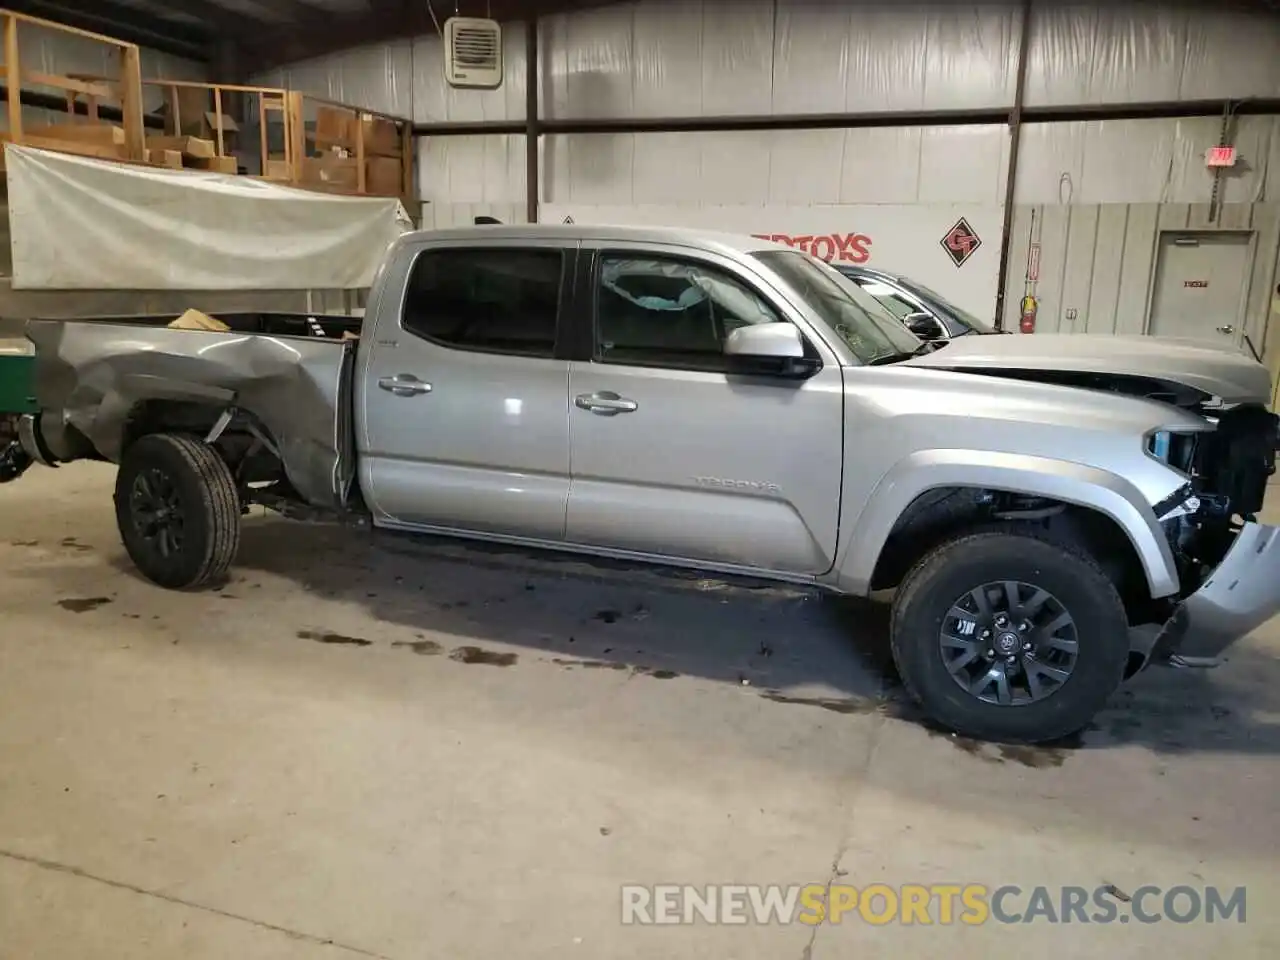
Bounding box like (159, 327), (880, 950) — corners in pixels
(564, 246), (845, 576)
(359, 241), (574, 541)
(1149, 232), (1252, 348)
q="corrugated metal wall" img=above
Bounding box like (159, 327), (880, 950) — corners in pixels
(249, 1), (1280, 217)
(250, 0), (1280, 336)
(1002, 202), (1280, 342)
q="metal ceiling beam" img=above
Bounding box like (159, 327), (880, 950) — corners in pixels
(3, 0), (211, 59)
(147, 0), (249, 26)
(412, 98), (1280, 137)
(237, 0), (630, 74)
(249, 0), (337, 22)
(146, 0), (261, 33)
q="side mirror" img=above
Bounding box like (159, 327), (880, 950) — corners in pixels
(723, 323), (820, 379)
(904, 311), (947, 341)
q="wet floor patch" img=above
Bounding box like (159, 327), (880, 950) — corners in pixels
(917, 719), (1084, 769)
(634, 666), (679, 680)
(450, 645), (517, 667)
(57, 597), (112, 613)
(551, 657), (678, 679)
(552, 658), (630, 671)
(296, 629), (373, 647)
(996, 743), (1072, 768)
(758, 689), (1083, 768)
(393, 639), (443, 656)
(759, 692), (883, 716)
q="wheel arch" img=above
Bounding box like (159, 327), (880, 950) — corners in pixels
(833, 450), (1180, 600)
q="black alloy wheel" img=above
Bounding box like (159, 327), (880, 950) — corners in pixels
(939, 580), (1080, 706)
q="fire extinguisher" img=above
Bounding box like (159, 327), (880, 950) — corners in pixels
(1019, 294), (1038, 334)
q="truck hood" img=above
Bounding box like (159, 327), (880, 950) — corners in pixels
(901, 333), (1271, 404)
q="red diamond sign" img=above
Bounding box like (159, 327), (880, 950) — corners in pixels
(941, 217), (981, 268)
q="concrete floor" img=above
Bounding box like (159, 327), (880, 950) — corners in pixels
(1, 462), (1278, 958)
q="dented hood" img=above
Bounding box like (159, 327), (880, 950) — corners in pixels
(901, 333), (1272, 404)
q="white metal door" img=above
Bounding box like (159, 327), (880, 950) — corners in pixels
(1148, 232), (1252, 347)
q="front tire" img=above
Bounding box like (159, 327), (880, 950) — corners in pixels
(114, 433), (241, 589)
(890, 530), (1129, 743)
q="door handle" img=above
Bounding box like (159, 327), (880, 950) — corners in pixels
(378, 374), (432, 397)
(1217, 324), (1235, 335)
(575, 391), (638, 416)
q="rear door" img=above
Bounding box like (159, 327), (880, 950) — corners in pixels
(563, 244), (845, 576)
(357, 240), (575, 541)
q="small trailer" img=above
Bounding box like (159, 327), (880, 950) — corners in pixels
(0, 340), (36, 480)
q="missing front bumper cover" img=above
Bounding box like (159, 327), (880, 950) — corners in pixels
(1154, 521), (1280, 661)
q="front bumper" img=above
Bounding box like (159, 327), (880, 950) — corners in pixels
(1155, 521), (1280, 660)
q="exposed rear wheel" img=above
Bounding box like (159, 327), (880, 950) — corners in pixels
(114, 433), (241, 589)
(890, 531), (1129, 743)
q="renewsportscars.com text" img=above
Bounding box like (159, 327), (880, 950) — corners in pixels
(621, 883), (1246, 926)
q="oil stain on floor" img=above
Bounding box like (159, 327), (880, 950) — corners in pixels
(551, 657), (678, 679)
(759, 689), (1080, 769)
(57, 597), (112, 613)
(450, 645), (518, 667)
(297, 629), (373, 647)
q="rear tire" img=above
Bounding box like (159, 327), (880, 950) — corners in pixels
(890, 530), (1129, 743)
(114, 433), (241, 589)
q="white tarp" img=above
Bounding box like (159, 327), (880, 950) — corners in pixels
(4, 146), (412, 290)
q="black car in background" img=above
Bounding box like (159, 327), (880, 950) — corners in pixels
(833, 264), (996, 341)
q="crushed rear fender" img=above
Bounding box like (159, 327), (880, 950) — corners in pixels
(25, 320), (354, 509)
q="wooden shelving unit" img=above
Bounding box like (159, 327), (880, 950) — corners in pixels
(0, 8), (145, 167)
(147, 78), (298, 177)
(0, 7), (415, 204)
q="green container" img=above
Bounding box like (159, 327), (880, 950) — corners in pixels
(0, 350), (36, 415)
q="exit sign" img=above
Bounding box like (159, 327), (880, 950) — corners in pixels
(1206, 145), (1238, 168)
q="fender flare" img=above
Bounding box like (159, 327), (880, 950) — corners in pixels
(833, 449), (1180, 598)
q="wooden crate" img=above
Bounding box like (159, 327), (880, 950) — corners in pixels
(148, 147), (182, 169)
(145, 134), (216, 160)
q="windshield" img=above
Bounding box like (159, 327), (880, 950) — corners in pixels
(753, 251), (922, 363)
(900, 278), (994, 334)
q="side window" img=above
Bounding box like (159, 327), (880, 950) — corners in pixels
(594, 254), (783, 370)
(402, 248), (564, 357)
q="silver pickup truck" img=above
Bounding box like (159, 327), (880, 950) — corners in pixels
(7, 224), (1280, 743)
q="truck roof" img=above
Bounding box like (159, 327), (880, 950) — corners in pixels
(401, 223), (781, 257)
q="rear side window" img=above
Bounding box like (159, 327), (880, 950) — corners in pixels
(402, 248), (564, 357)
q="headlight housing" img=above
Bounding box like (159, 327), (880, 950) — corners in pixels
(1145, 429), (1199, 477)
